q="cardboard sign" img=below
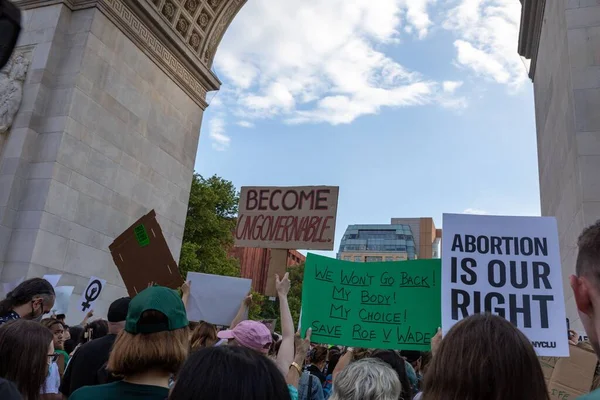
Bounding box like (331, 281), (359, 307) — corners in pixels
(109, 210), (184, 297)
(186, 272), (252, 326)
(51, 286), (74, 315)
(43, 274), (62, 288)
(442, 214), (568, 356)
(78, 276), (106, 313)
(300, 254), (441, 350)
(235, 186), (339, 250)
(540, 344), (597, 399)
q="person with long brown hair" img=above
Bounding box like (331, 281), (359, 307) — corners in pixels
(421, 313), (549, 400)
(0, 319), (54, 400)
(190, 322), (218, 351)
(69, 286), (189, 400)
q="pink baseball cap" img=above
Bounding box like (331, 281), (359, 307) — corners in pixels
(217, 320), (273, 353)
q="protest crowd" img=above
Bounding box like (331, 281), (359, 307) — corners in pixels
(0, 219), (599, 400)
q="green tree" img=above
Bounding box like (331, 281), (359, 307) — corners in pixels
(179, 174), (240, 278)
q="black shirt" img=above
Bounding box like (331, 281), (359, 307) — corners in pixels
(60, 334), (118, 397)
(0, 311), (20, 326)
(306, 364), (326, 385)
(0, 378), (21, 400)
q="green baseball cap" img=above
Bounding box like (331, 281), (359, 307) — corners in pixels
(125, 286), (188, 334)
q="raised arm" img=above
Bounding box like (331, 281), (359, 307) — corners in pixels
(333, 347), (354, 381)
(181, 281), (191, 311)
(286, 328), (312, 387)
(230, 292), (252, 328)
(276, 272), (294, 376)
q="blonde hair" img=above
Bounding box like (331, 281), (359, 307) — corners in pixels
(108, 326), (189, 376)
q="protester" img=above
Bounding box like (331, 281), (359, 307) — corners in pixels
(372, 350), (414, 400)
(283, 329), (324, 400)
(40, 319), (68, 375)
(570, 220), (600, 399)
(330, 358), (401, 400)
(190, 321), (218, 351)
(218, 273), (295, 377)
(64, 325), (84, 355)
(69, 286), (188, 399)
(0, 278), (55, 325)
(306, 346), (328, 384)
(80, 318), (109, 342)
(59, 297), (130, 397)
(322, 347), (342, 399)
(170, 345), (291, 400)
(420, 313), (548, 400)
(0, 319), (54, 400)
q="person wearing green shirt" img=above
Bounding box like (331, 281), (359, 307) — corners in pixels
(70, 285), (190, 400)
(570, 221), (600, 400)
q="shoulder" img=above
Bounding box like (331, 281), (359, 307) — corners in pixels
(70, 382), (117, 399)
(579, 391), (600, 400)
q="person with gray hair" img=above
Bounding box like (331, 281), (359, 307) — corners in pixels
(329, 358), (401, 400)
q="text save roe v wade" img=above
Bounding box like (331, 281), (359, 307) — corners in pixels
(449, 234), (555, 330)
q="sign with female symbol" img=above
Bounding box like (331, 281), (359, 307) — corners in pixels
(78, 276), (106, 313)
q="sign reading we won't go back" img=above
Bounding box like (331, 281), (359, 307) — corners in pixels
(442, 214), (568, 357)
(301, 254), (441, 351)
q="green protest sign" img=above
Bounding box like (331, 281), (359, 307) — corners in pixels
(301, 254), (441, 351)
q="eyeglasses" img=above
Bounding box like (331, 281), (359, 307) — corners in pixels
(48, 353), (59, 363)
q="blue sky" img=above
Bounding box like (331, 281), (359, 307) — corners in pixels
(194, 0), (539, 257)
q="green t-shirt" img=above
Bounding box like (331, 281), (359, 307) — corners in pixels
(69, 381), (169, 400)
(56, 349), (69, 365)
(580, 389), (600, 400)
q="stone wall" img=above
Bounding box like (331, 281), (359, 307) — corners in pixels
(0, 0), (228, 322)
(532, 1), (600, 329)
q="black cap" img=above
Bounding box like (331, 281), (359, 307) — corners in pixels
(107, 297), (131, 322)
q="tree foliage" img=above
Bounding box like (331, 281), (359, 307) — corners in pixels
(179, 174), (240, 278)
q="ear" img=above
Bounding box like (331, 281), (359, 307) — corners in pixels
(571, 275), (594, 315)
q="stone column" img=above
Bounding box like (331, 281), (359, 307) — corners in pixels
(519, 0), (600, 329)
(0, 0), (245, 320)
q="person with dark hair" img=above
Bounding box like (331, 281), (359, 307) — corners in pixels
(60, 297), (130, 397)
(307, 346), (328, 385)
(64, 325), (84, 355)
(169, 346), (292, 400)
(323, 347), (341, 399)
(0, 319), (54, 400)
(421, 313), (549, 400)
(371, 350), (413, 400)
(190, 321), (218, 351)
(0, 278), (55, 325)
(570, 220), (600, 400)
(80, 319), (109, 342)
(70, 287), (189, 400)
(40, 318), (67, 396)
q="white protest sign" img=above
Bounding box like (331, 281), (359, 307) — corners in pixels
(578, 331), (589, 343)
(2, 277), (24, 296)
(186, 272), (251, 326)
(442, 214), (568, 356)
(43, 274), (62, 288)
(51, 286), (74, 315)
(77, 276), (106, 314)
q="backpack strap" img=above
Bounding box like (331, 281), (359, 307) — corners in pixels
(308, 374), (313, 400)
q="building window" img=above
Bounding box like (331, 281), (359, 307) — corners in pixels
(354, 256), (362, 262)
(365, 256), (383, 262)
(344, 256), (351, 261)
(385, 256), (394, 262)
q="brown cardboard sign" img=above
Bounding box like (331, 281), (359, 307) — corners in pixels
(109, 210), (184, 297)
(235, 186), (339, 250)
(540, 344), (598, 399)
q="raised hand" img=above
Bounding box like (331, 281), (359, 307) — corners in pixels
(276, 272), (291, 297)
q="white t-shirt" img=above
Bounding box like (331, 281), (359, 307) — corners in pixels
(40, 362), (60, 394)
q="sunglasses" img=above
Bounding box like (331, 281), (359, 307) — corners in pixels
(48, 353), (59, 363)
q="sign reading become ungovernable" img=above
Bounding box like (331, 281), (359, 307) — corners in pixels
(235, 186), (339, 250)
(442, 214), (568, 356)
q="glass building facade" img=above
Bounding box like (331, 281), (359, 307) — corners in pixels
(337, 224), (417, 262)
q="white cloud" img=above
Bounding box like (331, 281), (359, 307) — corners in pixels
(442, 80), (463, 93)
(208, 117), (230, 151)
(213, 0), (442, 127)
(237, 121), (255, 128)
(463, 208), (489, 215)
(443, 0), (527, 88)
